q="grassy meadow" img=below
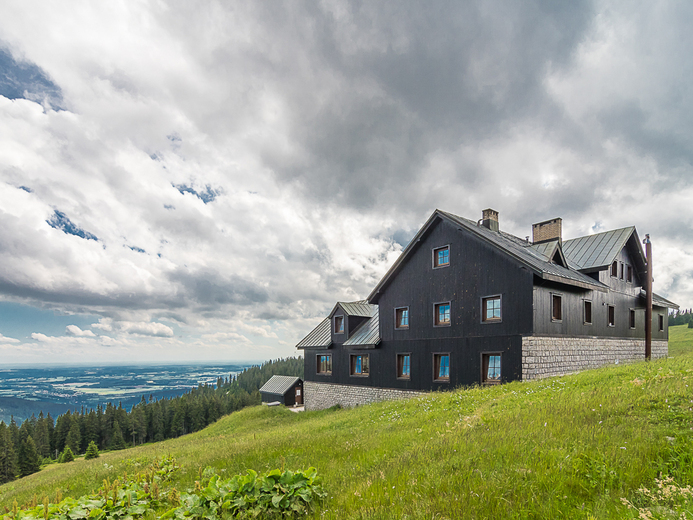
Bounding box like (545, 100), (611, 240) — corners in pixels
(2, 325), (693, 518)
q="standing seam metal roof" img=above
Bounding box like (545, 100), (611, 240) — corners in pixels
(295, 318), (331, 349)
(343, 307), (380, 347)
(337, 300), (375, 317)
(259, 375), (301, 396)
(563, 227), (635, 270)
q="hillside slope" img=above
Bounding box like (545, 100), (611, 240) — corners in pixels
(2, 328), (693, 518)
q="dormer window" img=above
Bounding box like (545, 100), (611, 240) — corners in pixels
(433, 246), (450, 268)
(334, 316), (344, 334)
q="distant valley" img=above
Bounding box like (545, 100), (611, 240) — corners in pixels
(0, 363), (254, 423)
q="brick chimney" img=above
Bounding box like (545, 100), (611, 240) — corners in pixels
(532, 217), (562, 244)
(481, 208), (499, 231)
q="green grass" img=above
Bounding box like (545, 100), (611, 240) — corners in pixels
(3, 329), (693, 518)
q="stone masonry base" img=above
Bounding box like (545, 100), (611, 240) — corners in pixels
(522, 336), (668, 380)
(304, 381), (425, 411)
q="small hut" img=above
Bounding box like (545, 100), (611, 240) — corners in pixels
(259, 375), (303, 406)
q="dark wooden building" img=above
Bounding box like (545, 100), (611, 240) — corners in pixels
(297, 209), (678, 411)
(259, 375), (303, 406)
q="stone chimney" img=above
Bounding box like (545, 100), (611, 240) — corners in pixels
(532, 217), (562, 244)
(481, 208), (499, 231)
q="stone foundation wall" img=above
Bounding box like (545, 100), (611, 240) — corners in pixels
(522, 336), (668, 380)
(304, 381), (425, 411)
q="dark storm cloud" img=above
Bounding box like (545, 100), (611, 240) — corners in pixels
(250, 1), (595, 213)
(168, 269), (269, 307)
(0, 46), (63, 108)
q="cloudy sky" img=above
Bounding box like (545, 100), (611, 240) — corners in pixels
(1, 1), (691, 365)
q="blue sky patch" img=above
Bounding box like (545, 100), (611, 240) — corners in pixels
(47, 210), (98, 241)
(0, 46), (63, 108)
(174, 184), (220, 204)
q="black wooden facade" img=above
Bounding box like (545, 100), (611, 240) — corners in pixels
(297, 209), (676, 393)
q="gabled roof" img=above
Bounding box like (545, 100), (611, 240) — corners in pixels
(330, 300), (374, 318)
(295, 318), (331, 349)
(367, 209), (608, 302)
(259, 375), (301, 396)
(343, 307), (380, 348)
(529, 239), (568, 268)
(563, 227), (644, 272)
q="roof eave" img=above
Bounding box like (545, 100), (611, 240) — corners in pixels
(540, 272), (608, 292)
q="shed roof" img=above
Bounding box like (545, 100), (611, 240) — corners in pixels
(343, 307), (381, 348)
(640, 289), (679, 310)
(259, 375), (301, 396)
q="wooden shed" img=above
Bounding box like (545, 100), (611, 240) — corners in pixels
(259, 375), (303, 406)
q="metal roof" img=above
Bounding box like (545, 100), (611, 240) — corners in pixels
(562, 227), (635, 270)
(332, 300), (375, 317)
(295, 318), (331, 349)
(439, 211), (609, 292)
(639, 289), (679, 309)
(343, 306), (381, 347)
(259, 375), (301, 396)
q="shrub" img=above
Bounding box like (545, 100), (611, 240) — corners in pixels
(84, 440), (100, 460)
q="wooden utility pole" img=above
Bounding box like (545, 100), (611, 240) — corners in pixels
(644, 234), (652, 360)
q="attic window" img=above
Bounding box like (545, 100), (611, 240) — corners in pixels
(552, 294), (562, 322)
(482, 296), (501, 322)
(627, 265), (633, 283)
(620, 262), (625, 280)
(608, 305), (615, 327)
(334, 316), (344, 334)
(433, 246), (450, 268)
(611, 261), (618, 277)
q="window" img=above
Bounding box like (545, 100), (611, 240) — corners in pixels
(611, 261), (618, 277)
(482, 295), (501, 322)
(317, 354), (332, 375)
(334, 316), (344, 334)
(619, 262), (624, 280)
(433, 353), (450, 382)
(626, 265), (633, 283)
(397, 354), (411, 379)
(350, 354), (369, 376)
(629, 309), (636, 329)
(395, 307), (409, 329)
(552, 294), (562, 321)
(584, 300), (592, 325)
(659, 315), (664, 332)
(482, 354), (501, 384)
(434, 302), (451, 326)
(608, 305), (615, 327)
(433, 246), (450, 268)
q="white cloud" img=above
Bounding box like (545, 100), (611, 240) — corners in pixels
(0, 333), (20, 344)
(65, 325), (96, 337)
(117, 321), (174, 337)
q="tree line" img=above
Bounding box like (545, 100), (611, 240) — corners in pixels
(0, 357), (303, 484)
(669, 309), (693, 328)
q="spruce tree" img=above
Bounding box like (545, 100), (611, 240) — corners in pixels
(60, 446), (74, 463)
(110, 421), (126, 450)
(0, 423), (18, 484)
(84, 440), (100, 460)
(18, 435), (41, 477)
(66, 420), (81, 455)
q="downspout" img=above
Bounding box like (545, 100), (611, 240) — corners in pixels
(644, 234), (652, 360)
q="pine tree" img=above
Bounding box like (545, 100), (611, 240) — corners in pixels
(60, 446), (74, 463)
(0, 422), (18, 484)
(110, 421), (126, 450)
(84, 440), (100, 460)
(18, 435), (41, 477)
